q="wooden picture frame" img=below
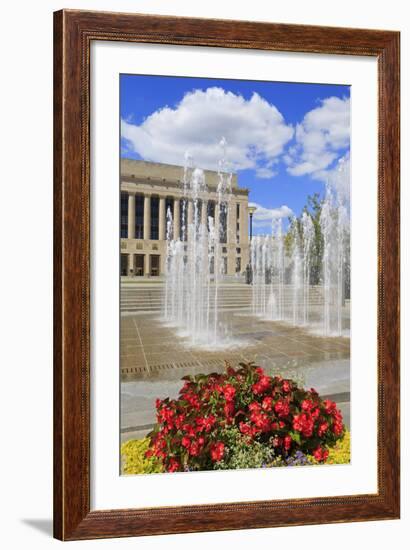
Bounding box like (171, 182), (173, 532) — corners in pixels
(53, 9), (400, 540)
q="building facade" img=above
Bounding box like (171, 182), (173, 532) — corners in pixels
(120, 159), (249, 277)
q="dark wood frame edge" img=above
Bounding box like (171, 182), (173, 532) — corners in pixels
(53, 9), (400, 541)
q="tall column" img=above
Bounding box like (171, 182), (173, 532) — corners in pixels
(173, 198), (180, 240)
(159, 196), (166, 241)
(144, 254), (150, 277)
(228, 201), (237, 244)
(127, 193), (135, 239)
(240, 202), (248, 244)
(127, 253), (134, 276)
(187, 200), (193, 226)
(143, 194), (151, 240)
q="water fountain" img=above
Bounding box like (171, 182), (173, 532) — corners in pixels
(164, 143), (349, 341)
(250, 159), (349, 337)
(320, 175), (349, 336)
(162, 139), (233, 346)
(301, 211), (314, 326)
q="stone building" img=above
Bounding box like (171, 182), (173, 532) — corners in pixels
(120, 159), (250, 277)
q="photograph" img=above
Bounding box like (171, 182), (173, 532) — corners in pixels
(0, 0), (404, 546)
(119, 75), (351, 474)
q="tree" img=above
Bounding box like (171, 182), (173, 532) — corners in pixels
(304, 193), (324, 285)
(285, 192), (324, 285)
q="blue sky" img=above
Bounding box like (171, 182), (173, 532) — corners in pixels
(120, 74), (350, 234)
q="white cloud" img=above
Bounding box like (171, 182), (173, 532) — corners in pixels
(286, 96), (350, 178)
(121, 87), (293, 174)
(255, 167), (277, 179)
(249, 202), (293, 227)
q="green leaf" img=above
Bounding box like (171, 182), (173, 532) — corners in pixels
(290, 432), (301, 444)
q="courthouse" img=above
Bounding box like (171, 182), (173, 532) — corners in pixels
(120, 159), (250, 277)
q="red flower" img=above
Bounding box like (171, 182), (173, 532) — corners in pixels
(181, 436), (191, 449)
(313, 446), (329, 462)
(239, 422), (252, 435)
(301, 399), (314, 412)
(249, 401), (261, 412)
(262, 396), (273, 411)
(311, 407), (320, 420)
(182, 423), (196, 437)
(167, 458), (180, 472)
(189, 440), (200, 456)
(252, 375), (271, 395)
(274, 399), (290, 418)
(272, 436), (281, 448)
(318, 421), (329, 437)
(282, 380), (291, 393)
(332, 420), (344, 436)
(210, 441), (225, 462)
(323, 399), (337, 415)
(250, 411), (271, 432)
(158, 406), (175, 426)
(202, 415), (216, 432)
(222, 384), (236, 401)
(292, 413), (314, 437)
(224, 401), (235, 420)
(284, 435), (292, 451)
(174, 413), (186, 429)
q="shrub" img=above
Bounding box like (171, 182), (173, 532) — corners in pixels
(146, 362), (345, 473)
(121, 437), (164, 475)
(309, 430), (350, 465)
(213, 426), (277, 470)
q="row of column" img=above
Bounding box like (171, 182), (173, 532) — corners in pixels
(127, 193), (155, 240)
(125, 192), (239, 242)
(128, 193), (246, 246)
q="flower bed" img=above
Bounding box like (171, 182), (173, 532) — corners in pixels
(121, 431), (350, 475)
(123, 362), (347, 474)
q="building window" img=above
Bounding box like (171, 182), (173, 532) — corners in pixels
(150, 196), (159, 240)
(236, 248), (241, 254)
(207, 201), (215, 232)
(150, 254), (160, 276)
(222, 257), (228, 274)
(209, 256), (214, 275)
(222, 247), (227, 254)
(120, 193), (128, 238)
(135, 194), (144, 239)
(120, 254), (128, 276)
(135, 254), (144, 276)
(236, 257), (241, 273)
(236, 203), (240, 219)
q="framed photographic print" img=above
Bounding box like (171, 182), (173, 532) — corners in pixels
(54, 9), (400, 540)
